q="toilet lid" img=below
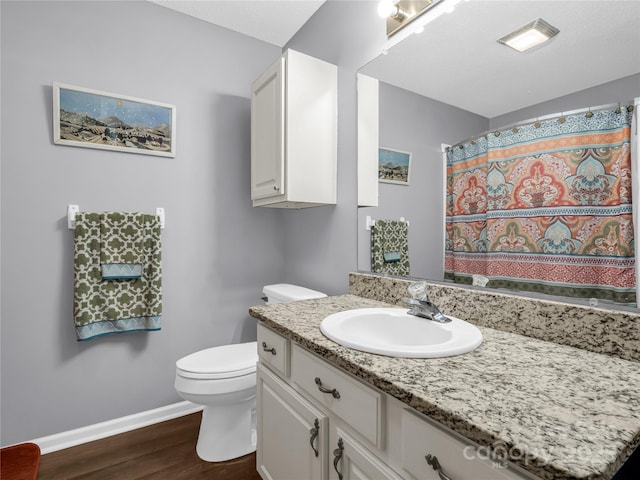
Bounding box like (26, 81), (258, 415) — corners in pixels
(176, 342), (258, 379)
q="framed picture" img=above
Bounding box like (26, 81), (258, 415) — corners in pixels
(53, 83), (176, 157)
(378, 147), (411, 185)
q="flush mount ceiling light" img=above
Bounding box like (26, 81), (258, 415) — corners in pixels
(498, 18), (560, 52)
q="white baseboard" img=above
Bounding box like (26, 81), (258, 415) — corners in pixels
(31, 401), (203, 454)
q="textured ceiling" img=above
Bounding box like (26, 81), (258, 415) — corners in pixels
(150, 0), (326, 47)
(151, 0), (639, 118)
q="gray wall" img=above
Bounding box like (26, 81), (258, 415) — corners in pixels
(281, 1), (387, 295)
(0, 0), (283, 445)
(490, 73), (640, 129)
(357, 83), (489, 279)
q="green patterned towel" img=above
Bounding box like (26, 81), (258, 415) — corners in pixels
(100, 212), (143, 264)
(371, 220), (410, 276)
(99, 212), (143, 279)
(73, 212), (162, 341)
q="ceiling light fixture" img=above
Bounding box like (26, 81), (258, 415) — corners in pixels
(498, 18), (560, 52)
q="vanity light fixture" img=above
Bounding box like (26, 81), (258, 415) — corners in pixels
(378, 0), (444, 37)
(498, 18), (560, 52)
(378, 0), (464, 50)
(377, 0), (407, 22)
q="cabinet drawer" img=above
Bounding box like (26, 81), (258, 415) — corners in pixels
(291, 345), (384, 449)
(257, 324), (290, 377)
(401, 409), (534, 480)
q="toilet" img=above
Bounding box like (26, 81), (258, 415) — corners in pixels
(174, 283), (326, 462)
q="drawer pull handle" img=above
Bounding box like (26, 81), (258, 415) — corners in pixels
(261, 341), (276, 355)
(425, 454), (452, 480)
(315, 377), (340, 399)
(333, 437), (344, 480)
(309, 418), (320, 457)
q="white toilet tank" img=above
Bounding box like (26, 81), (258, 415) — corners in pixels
(262, 283), (327, 304)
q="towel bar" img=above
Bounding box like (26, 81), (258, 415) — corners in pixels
(365, 216), (409, 231)
(67, 204), (165, 229)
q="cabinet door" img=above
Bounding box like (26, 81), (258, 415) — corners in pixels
(330, 428), (403, 480)
(251, 56), (285, 201)
(257, 364), (328, 480)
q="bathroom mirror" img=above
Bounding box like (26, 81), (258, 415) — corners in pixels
(356, 0), (640, 306)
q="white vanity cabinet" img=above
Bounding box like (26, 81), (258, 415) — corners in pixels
(256, 324), (538, 480)
(257, 364), (328, 480)
(400, 409), (538, 480)
(250, 49), (337, 208)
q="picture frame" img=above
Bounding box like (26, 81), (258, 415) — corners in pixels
(53, 82), (176, 158)
(378, 147), (411, 185)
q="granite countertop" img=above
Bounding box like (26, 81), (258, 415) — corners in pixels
(249, 294), (640, 480)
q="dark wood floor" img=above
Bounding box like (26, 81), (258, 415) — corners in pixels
(38, 412), (262, 479)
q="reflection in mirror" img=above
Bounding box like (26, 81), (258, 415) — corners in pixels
(357, 80), (488, 280)
(357, 0), (640, 309)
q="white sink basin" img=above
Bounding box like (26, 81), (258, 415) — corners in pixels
(320, 308), (483, 358)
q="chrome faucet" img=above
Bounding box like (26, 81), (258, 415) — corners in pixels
(403, 281), (451, 323)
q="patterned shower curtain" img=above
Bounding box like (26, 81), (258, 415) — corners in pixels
(445, 106), (636, 305)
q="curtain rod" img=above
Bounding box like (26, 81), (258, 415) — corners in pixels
(449, 101), (635, 151)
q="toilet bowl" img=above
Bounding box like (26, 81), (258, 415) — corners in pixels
(174, 284), (326, 462)
(175, 342), (258, 462)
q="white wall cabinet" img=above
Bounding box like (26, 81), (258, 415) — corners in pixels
(256, 324), (538, 480)
(251, 49), (337, 208)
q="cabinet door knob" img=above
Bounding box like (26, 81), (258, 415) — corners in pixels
(273, 185), (280, 191)
(315, 377), (340, 399)
(261, 341), (276, 355)
(333, 437), (344, 480)
(425, 454), (453, 480)
(309, 418), (320, 457)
